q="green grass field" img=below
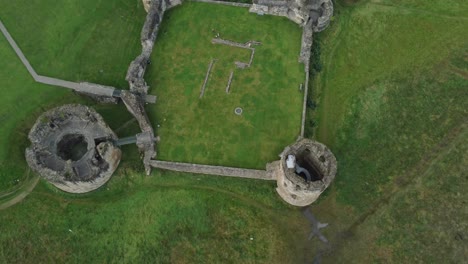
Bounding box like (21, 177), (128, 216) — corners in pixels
(306, 0), (467, 261)
(0, 1), (310, 263)
(146, 3), (305, 169)
(0, 0), (467, 262)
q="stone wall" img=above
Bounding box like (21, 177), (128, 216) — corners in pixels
(150, 160), (275, 180)
(190, 0), (252, 7)
(270, 138), (337, 206)
(25, 105), (121, 193)
(249, 0), (333, 32)
(124, 0), (178, 174)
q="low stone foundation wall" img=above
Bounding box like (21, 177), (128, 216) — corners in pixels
(150, 160), (275, 180)
(190, 0), (252, 8)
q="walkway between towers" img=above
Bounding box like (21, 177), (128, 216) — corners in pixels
(0, 19), (155, 103)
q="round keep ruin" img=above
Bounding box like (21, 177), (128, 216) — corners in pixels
(25, 104), (121, 193)
(268, 138), (337, 206)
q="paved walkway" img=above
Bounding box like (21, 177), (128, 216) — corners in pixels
(150, 160), (275, 180)
(0, 19), (38, 78)
(0, 19), (155, 100)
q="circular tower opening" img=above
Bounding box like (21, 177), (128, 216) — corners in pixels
(56, 134), (89, 161)
(274, 138), (337, 206)
(294, 148), (324, 182)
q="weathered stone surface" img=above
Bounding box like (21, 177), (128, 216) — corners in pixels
(76, 91), (119, 104)
(128, 0), (168, 94)
(269, 138), (337, 206)
(190, 0), (251, 8)
(150, 160), (274, 180)
(25, 105), (121, 193)
(120, 91), (156, 175)
(249, 0), (333, 32)
(143, 0), (182, 12)
(124, 0), (171, 174)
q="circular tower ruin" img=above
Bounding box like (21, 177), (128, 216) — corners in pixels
(25, 105), (122, 193)
(268, 138), (337, 206)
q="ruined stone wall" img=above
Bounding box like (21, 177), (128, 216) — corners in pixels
(249, 0), (333, 32)
(150, 160), (275, 180)
(270, 138), (337, 206)
(124, 0), (184, 174)
(190, 0), (252, 8)
(25, 105), (121, 193)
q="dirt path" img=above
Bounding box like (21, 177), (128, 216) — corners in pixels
(0, 170), (39, 210)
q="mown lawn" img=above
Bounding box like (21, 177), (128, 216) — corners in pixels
(146, 3), (305, 169)
(306, 0), (468, 262)
(0, 1), (310, 263)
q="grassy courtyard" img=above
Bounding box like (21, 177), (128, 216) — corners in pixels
(146, 3), (305, 169)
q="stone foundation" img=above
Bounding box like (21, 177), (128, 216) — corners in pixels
(25, 105), (121, 193)
(269, 138), (337, 206)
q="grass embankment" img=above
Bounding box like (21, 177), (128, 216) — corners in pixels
(307, 0), (468, 261)
(146, 3), (305, 169)
(0, 1), (310, 262)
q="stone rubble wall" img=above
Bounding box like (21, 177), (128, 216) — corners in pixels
(200, 59), (217, 98)
(273, 138), (337, 206)
(25, 105), (121, 193)
(225, 71), (234, 93)
(249, 0), (333, 32)
(190, 0), (252, 8)
(124, 0), (180, 174)
(211, 38), (259, 68)
(150, 160), (276, 180)
(120, 91), (156, 175)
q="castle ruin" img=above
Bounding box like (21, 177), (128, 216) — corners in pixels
(20, 0), (336, 206)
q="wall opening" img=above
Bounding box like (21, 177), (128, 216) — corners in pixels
(57, 134), (88, 161)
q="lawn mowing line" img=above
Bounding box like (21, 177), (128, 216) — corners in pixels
(200, 59), (217, 98)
